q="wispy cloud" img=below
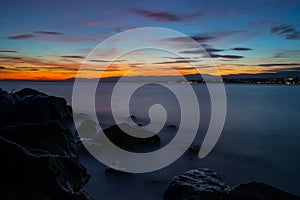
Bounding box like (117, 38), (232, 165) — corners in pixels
(164, 35), (214, 43)
(210, 54), (244, 59)
(131, 8), (203, 22)
(231, 47), (252, 51)
(180, 47), (224, 54)
(61, 55), (85, 59)
(257, 63), (300, 67)
(163, 29), (247, 45)
(154, 59), (201, 64)
(271, 24), (300, 40)
(34, 31), (64, 35)
(0, 50), (18, 53)
(6, 34), (35, 40)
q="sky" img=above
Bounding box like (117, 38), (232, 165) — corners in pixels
(0, 0), (299, 80)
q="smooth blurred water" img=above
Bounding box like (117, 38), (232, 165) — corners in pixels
(1, 81), (300, 198)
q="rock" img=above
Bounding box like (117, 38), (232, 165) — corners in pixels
(0, 121), (78, 158)
(0, 136), (90, 200)
(0, 88), (72, 126)
(187, 145), (200, 155)
(167, 124), (177, 129)
(163, 169), (300, 200)
(102, 123), (160, 147)
(0, 89), (19, 125)
(231, 181), (300, 200)
(77, 118), (97, 138)
(163, 168), (231, 200)
(0, 88), (93, 199)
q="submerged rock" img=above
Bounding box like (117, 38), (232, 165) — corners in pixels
(163, 168), (300, 200)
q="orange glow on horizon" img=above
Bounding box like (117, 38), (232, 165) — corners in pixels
(0, 58), (285, 80)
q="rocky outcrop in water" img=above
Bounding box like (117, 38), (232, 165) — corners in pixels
(0, 88), (72, 126)
(0, 88), (92, 200)
(103, 123), (160, 147)
(163, 168), (300, 200)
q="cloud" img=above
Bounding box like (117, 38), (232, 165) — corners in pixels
(0, 66), (39, 71)
(154, 59), (201, 64)
(34, 31), (64, 35)
(163, 35), (215, 45)
(0, 50), (18, 53)
(271, 24), (300, 40)
(7, 34), (35, 40)
(231, 47), (252, 51)
(61, 55), (85, 59)
(131, 8), (203, 22)
(257, 63), (300, 67)
(209, 54), (244, 59)
(272, 50), (300, 58)
(89, 59), (126, 63)
(163, 29), (247, 45)
(272, 67), (300, 72)
(180, 47), (224, 54)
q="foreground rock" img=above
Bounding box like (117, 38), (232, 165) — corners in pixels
(0, 121), (78, 158)
(0, 88), (72, 126)
(163, 168), (300, 200)
(0, 88), (92, 200)
(0, 136), (91, 200)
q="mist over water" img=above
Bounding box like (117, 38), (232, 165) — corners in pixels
(1, 81), (300, 199)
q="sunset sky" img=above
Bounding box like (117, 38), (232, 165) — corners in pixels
(0, 0), (299, 80)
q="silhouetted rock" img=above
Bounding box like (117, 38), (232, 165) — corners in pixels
(103, 123), (160, 147)
(163, 168), (300, 200)
(0, 136), (90, 200)
(163, 168), (231, 200)
(0, 88), (72, 126)
(0, 88), (92, 199)
(231, 181), (300, 200)
(0, 121), (78, 158)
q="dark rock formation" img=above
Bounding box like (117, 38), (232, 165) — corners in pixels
(103, 123), (160, 147)
(163, 168), (300, 200)
(0, 88), (72, 126)
(0, 88), (92, 200)
(163, 168), (231, 200)
(0, 121), (78, 158)
(0, 136), (91, 200)
(231, 181), (300, 200)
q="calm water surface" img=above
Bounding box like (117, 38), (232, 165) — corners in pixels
(1, 81), (299, 199)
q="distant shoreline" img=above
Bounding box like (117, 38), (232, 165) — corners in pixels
(0, 79), (299, 85)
